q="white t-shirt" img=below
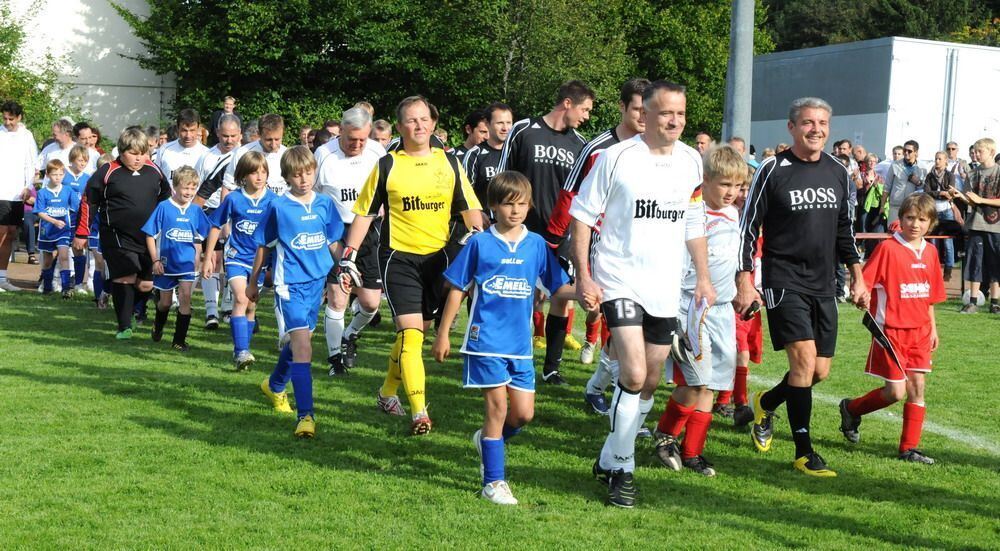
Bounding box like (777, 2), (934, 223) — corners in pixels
(0, 126), (37, 201)
(315, 136), (385, 167)
(157, 139), (209, 183)
(316, 139), (385, 224)
(681, 205), (739, 303)
(569, 135), (705, 318)
(225, 141), (287, 195)
(37, 141), (74, 185)
(195, 144), (236, 209)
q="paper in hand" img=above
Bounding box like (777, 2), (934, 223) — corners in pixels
(862, 311), (904, 375)
(686, 296), (710, 361)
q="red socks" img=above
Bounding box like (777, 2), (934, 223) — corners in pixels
(565, 308), (575, 333)
(848, 388), (896, 416)
(585, 317), (601, 344)
(900, 402), (926, 452)
(532, 311), (545, 337)
(681, 410), (713, 459)
(734, 365), (749, 406)
(715, 390), (733, 406)
(656, 397), (694, 437)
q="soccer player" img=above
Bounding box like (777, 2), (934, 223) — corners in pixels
(452, 109), (488, 159)
(544, 77), (650, 409)
(340, 95), (483, 435)
(63, 145), (92, 294)
(433, 171), (575, 505)
(315, 107), (385, 376)
(143, 166), (212, 352)
(71, 122), (102, 173)
(0, 100), (37, 292)
(89, 152), (114, 309)
(157, 109), (209, 183)
(463, 102), (514, 208)
(735, 97), (868, 477)
(571, 80), (714, 508)
(202, 151), (275, 369)
(499, 80), (593, 385)
(37, 119), (75, 184)
(652, 145), (747, 477)
(74, 127), (172, 340)
(36, 160), (77, 298)
(839, 194), (946, 464)
(247, 146), (344, 439)
(370, 119), (393, 149)
(224, 113), (288, 196)
(194, 113), (243, 328)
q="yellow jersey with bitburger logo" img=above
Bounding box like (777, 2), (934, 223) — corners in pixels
(353, 147), (481, 255)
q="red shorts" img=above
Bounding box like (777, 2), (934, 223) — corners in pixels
(735, 311), (763, 364)
(864, 324), (933, 382)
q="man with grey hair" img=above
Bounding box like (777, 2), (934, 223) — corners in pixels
(736, 96), (868, 478)
(315, 106), (386, 375)
(37, 119), (76, 184)
(945, 141), (970, 191)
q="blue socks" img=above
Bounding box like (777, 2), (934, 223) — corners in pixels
(93, 270), (104, 298)
(60, 269), (71, 290)
(502, 424), (522, 441)
(481, 437), (505, 485)
(231, 315), (249, 353)
(248, 319), (257, 345)
(42, 267), (54, 292)
(73, 255), (86, 286)
(269, 344), (294, 393)
(289, 362), (313, 418)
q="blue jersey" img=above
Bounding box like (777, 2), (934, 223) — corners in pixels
(254, 192), (343, 285)
(141, 199), (212, 276)
(210, 188), (277, 269)
(444, 226), (570, 358)
(36, 185), (78, 242)
(64, 170), (91, 209)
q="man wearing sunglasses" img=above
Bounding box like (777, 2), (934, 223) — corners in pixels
(945, 141), (970, 191)
(884, 140), (927, 225)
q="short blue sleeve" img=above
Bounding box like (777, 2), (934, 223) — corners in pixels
(254, 203), (278, 248)
(141, 203), (163, 237)
(35, 190), (48, 212)
(538, 239), (570, 295)
(443, 235), (479, 291)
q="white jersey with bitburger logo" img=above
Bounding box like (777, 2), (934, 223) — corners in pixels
(316, 139), (385, 224)
(569, 134), (705, 318)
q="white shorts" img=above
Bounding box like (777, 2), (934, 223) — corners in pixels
(674, 298), (736, 390)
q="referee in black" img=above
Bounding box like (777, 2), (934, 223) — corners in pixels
(735, 97), (869, 477)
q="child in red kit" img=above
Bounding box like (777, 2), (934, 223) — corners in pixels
(839, 193), (946, 464)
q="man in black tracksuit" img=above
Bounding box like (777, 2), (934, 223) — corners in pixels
(735, 97), (869, 477)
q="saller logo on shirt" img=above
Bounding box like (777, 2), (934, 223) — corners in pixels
(165, 228), (194, 242)
(899, 282), (931, 299)
(401, 196), (445, 212)
(290, 232), (326, 250)
(788, 188), (838, 210)
(482, 275), (532, 299)
(634, 199), (684, 221)
(235, 219), (258, 235)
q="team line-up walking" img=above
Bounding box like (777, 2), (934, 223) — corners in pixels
(2, 77), (981, 508)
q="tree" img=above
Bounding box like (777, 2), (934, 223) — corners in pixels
(0, 0), (82, 146)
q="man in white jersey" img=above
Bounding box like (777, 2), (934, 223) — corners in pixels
(71, 122), (102, 173)
(157, 109), (209, 183)
(316, 107), (386, 376)
(569, 80), (715, 508)
(194, 113), (242, 327)
(37, 119), (75, 184)
(225, 114), (288, 195)
(0, 100), (37, 291)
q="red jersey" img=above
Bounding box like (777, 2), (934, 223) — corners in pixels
(863, 233), (946, 329)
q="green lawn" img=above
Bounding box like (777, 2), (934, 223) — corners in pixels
(0, 292), (997, 549)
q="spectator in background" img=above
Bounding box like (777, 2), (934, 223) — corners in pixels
(859, 152), (887, 255)
(925, 151), (959, 280)
(884, 140), (926, 225)
(946, 141), (970, 191)
(891, 145), (904, 162)
(776, 142), (789, 153)
(243, 119), (260, 145)
(370, 119), (392, 148)
(434, 128), (451, 152)
(968, 145), (981, 171)
(209, 96), (241, 146)
(299, 125), (312, 147)
(961, 138), (1000, 314)
(71, 122), (101, 172)
(761, 147), (775, 160)
(835, 153), (858, 299)
(728, 136), (758, 168)
(852, 144), (867, 167)
(21, 184), (37, 265)
(354, 101), (375, 117)
(694, 131), (713, 154)
(90, 127), (105, 154)
(324, 119), (341, 138)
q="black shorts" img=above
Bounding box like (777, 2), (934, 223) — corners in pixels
(0, 200), (24, 227)
(763, 288), (838, 357)
(201, 208), (225, 252)
(601, 298), (678, 345)
(329, 221), (383, 290)
(104, 247), (154, 281)
(380, 247), (448, 320)
(964, 230), (1000, 284)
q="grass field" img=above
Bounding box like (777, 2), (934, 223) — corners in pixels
(0, 291), (997, 549)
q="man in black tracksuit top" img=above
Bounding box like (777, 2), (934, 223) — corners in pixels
(74, 127), (171, 338)
(497, 80), (593, 385)
(735, 97), (869, 477)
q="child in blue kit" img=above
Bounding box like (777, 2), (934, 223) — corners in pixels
(247, 146), (343, 439)
(142, 166), (212, 352)
(36, 160), (78, 298)
(433, 171), (579, 505)
(202, 150), (276, 371)
(64, 145), (92, 294)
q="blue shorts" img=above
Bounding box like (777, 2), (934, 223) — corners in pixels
(463, 354), (535, 392)
(225, 262), (265, 285)
(275, 277), (325, 333)
(153, 273), (197, 290)
(38, 236), (71, 253)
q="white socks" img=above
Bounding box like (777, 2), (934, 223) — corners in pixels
(599, 384), (641, 472)
(345, 307), (377, 339)
(202, 274), (220, 316)
(324, 306), (345, 358)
